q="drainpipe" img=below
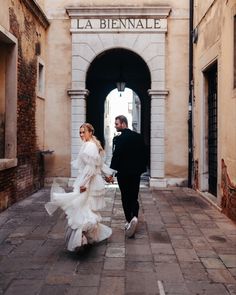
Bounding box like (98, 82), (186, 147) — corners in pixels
(188, 0), (194, 187)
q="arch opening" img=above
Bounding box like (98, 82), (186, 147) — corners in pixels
(104, 87), (141, 165)
(86, 48), (151, 168)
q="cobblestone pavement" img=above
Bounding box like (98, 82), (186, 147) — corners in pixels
(1, 185), (236, 295)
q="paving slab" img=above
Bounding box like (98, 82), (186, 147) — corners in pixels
(1, 186), (236, 294)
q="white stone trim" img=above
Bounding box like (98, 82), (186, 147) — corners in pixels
(67, 7), (170, 186)
(149, 177), (167, 188)
(149, 177), (187, 188)
(68, 89), (89, 177)
(66, 6), (171, 18)
(0, 25), (18, 164)
(0, 158), (17, 171)
(148, 90), (168, 183)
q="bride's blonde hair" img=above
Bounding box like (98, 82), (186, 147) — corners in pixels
(80, 123), (104, 154)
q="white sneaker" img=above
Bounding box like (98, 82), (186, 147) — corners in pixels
(125, 217), (138, 238)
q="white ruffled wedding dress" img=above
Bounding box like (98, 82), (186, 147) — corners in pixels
(45, 141), (114, 251)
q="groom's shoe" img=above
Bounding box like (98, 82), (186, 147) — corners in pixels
(125, 217), (138, 238)
(124, 222), (129, 230)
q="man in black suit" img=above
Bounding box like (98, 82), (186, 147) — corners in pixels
(110, 115), (147, 238)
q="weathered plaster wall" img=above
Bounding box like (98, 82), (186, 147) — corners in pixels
(193, 0), (236, 198)
(220, 1), (236, 183)
(0, 0), (48, 211)
(44, 19), (71, 177)
(0, 0), (10, 29)
(165, 6), (189, 180)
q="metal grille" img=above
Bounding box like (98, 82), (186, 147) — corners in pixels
(207, 64), (218, 196)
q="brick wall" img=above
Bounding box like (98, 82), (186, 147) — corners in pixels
(0, 3), (44, 212)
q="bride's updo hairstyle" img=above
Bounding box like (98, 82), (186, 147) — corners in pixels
(80, 123), (104, 154)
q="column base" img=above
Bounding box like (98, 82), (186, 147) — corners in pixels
(149, 177), (187, 188)
(68, 177), (76, 187)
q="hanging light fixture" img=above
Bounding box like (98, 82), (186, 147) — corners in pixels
(116, 55), (126, 92)
(116, 81), (126, 92)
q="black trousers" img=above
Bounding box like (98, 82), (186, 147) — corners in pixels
(117, 173), (141, 223)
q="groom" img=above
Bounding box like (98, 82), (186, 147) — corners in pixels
(109, 115), (147, 238)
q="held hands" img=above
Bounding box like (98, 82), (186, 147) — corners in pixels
(80, 186), (87, 193)
(80, 175), (113, 192)
(105, 175), (114, 183)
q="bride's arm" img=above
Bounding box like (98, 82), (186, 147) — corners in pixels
(101, 162), (115, 176)
(77, 142), (100, 190)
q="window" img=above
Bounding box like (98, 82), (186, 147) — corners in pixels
(37, 59), (45, 97)
(36, 58), (46, 150)
(0, 25), (17, 170)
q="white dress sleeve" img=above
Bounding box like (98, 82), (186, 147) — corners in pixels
(101, 162), (115, 176)
(77, 142), (100, 188)
(71, 156), (79, 169)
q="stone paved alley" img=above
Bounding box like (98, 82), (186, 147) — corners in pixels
(0, 185), (236, 295)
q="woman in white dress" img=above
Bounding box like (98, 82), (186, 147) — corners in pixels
(45, 123), (114, 252)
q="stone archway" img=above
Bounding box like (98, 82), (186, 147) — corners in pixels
(86, 48), (151, 151)
(67, 6), (170, 187)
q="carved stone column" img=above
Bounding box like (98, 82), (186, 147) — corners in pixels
(68, 89), (89, 178)
(148, 89), (168, 187)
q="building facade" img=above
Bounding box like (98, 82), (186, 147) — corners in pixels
(10, 0), (236, 218)
(43, 0), (189, 189)
(1, 0), (236, 222)
(0, 0), (49, 211)
(192, 0), (236, 221)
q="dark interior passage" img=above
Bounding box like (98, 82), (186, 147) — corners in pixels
(86, 48), (151, 165)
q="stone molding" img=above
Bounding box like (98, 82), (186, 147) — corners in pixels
(0, 26), (18, 162)
(149, 177), (187, 188)
(66, 6), (171, 19)
(0, 24), (17, 44)
(148, 89), (169, 98)
(68, 89), (89, 99)
(148, 89), (168, 180)
(68, 89), (88, 178)
(22, 0), (50, 29)
(0, 158), (17, 171)
(66, 8), (170, 185)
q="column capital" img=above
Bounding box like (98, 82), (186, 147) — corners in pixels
(148, 89), (169, 98)
(68, 89), (89, 99)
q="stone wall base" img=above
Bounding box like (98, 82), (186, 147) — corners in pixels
(46, 177), (188, 189)
(149, 177), (187, 188)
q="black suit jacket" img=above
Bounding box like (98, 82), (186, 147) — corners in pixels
(110, 128), (147, 175)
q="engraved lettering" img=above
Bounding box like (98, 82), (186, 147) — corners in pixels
(136, 19), (144, 29)
(112, 19), (119, 29)
(119, 18), (127, 29)
(77, 19), (84, 29)
(84, 20), (92, 29)
(145, 19), (152, 29)
(127, 19), (135, 29)
(100, 19), (106, 29)
(154, 19), (161, 29)
(76, 18), (164, 31)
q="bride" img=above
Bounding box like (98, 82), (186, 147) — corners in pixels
(45, 123), (114, 251)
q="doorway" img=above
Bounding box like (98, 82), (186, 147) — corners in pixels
(104, 88), (141, 165)
(86, 48), (151, 166)
(205, 63), (218, 196)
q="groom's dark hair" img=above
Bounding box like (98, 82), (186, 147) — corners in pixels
(115, 115), (128, 127)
